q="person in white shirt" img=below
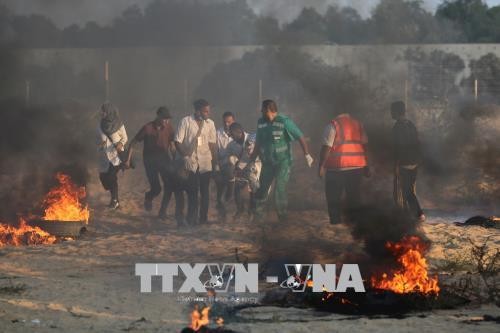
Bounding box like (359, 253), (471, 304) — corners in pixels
(174, 99), (218, 225)
(96, 102), (128, 209)
(227, 122), (262, 219)
(214, 111), (235, 220)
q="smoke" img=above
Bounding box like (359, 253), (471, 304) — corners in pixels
(0, 98), (94, 222)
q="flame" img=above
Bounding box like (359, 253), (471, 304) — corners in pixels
(43, 173), (89, 223)
(371, 236), (440, 294)
(0, 218), (56, 247)
(189, 305), (211, 331)
(215, 317), (224, 327)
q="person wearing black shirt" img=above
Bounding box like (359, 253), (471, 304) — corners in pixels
(391, 101), (425, 222)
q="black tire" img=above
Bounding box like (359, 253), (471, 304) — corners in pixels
(28, 219), (87, 237)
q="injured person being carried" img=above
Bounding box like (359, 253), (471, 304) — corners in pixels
(226, 122), (262, 218)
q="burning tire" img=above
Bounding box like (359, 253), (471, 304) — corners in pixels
(28, 219), (87, 237)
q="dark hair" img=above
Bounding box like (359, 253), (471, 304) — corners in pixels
(229, 122), (244, 133)
(391, 101), (406, 117)
(262, 99), (277, 113)
(156, 106), (171, 119)
(193, 99), (210, 111)
(222, 111), (234, 119)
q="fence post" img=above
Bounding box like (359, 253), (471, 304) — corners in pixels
(474, 78), (478, 102)
(105, 60), (110, 101)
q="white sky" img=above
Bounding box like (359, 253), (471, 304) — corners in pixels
(2, 0), (500, 28)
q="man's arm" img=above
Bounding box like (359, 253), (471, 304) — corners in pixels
(174, 117), (189, 157)
(249, 141), (260, 162)
(209, 142), (218, 169)
(360, 123), (370, 177)
(125, 138), (137, 166)
(285, 118), (313, 167)
(208, 122), (218, 170)
(125, 127), (145, 166)
(298, 136), (310, 156)
(318, 123), (335, 178)
(97, 129), (107, 150)
(318, 145), (331, 178)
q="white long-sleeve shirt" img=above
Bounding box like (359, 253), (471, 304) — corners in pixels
(96, 124), (128, 172)
(174, 115), (217, 174)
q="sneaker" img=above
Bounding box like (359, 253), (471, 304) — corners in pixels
(109, 199), (120, 210)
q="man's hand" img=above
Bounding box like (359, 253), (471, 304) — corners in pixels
(363, 166), (371, 178)
(115, 142), (124, 152)
(318, 166), (326, 179)
(305, 154), (314, 168)
(235, 168), (244, 178)
(196, 120), (204, 137)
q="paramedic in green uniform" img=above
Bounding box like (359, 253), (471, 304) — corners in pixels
(250, 99), (314, 221)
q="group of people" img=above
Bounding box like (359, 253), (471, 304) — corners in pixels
(97, 98), (424, 227)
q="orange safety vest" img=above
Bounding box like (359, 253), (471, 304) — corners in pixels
(325, 115), (367, 169)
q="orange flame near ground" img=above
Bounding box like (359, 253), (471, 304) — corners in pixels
(371, 236), (440, 294)
(0, 219), (56, 247)
(43, 173), (89, 223)
(189, 306), (211, 331)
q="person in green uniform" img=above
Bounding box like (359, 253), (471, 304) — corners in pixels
(249, 99), (314, 221)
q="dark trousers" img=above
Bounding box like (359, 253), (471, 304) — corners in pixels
(186, 170), (211, 224)
(144, 156), (184, 221)
(99, 163), (120, 201)
(214, 164), (235, 214)
(234, 181), (255, 214)
(325, 169), (363, 224)
(398, 167), (423, 217)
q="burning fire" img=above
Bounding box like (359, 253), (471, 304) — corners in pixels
(0, 218), (56, 247)
(43, 173), (89, 223)
(188, 305), (224, 332)
(189, 305), (211, 331)
(371, 236), (439, 294)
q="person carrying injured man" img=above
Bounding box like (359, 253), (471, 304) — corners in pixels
(250, 99), (314, 222)
(174, 99), (218, 225)
(125, 107), (185, 226)
(226, 122), (262, 219)
(214, 111), (236, 221)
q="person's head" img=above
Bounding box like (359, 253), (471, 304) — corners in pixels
(261, 99), (278, 122)
(155, 106), (171, 126)
(229, 122), (245, 144)
(193, 99), (210, 120)
(222, 111), (235, 131)
(391, 101), (406, 120)
(100, 102), (118, 120)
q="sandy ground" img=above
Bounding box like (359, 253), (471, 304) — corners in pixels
(0, 169), (499, 333)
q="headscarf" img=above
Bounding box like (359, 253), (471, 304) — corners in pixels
(100, 102), (123, 136)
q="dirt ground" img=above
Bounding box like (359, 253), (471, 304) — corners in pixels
(0, 168), (499, 333)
